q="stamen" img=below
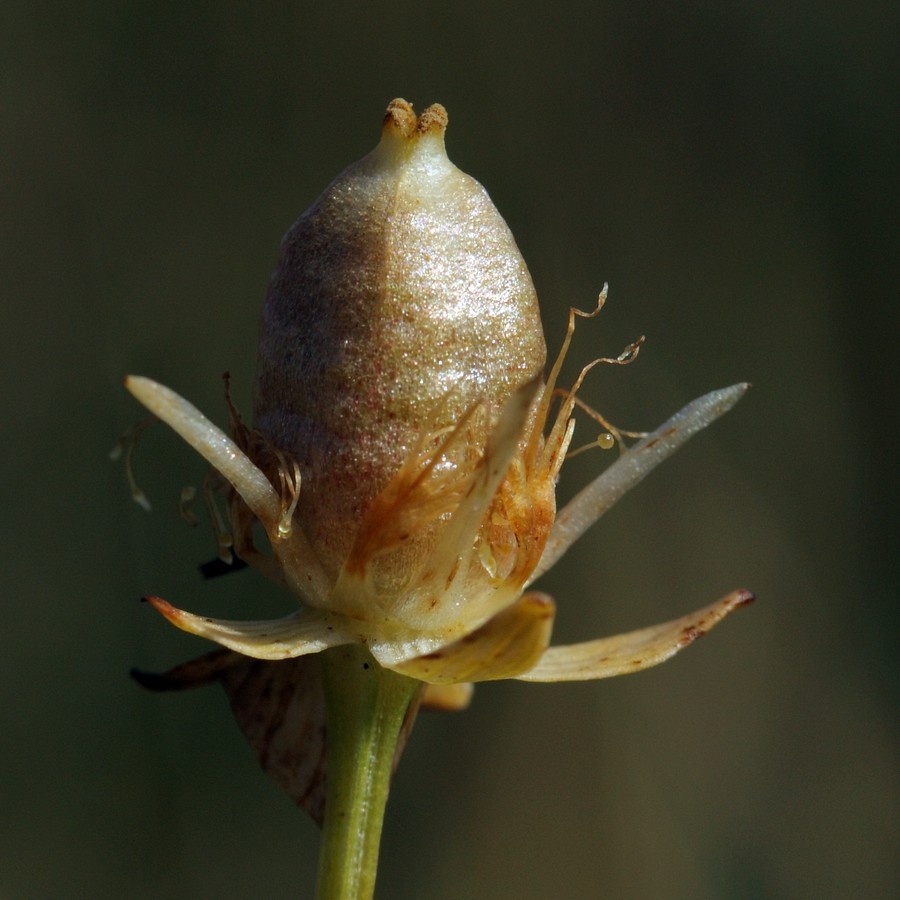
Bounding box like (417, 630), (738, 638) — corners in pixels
(275, 453), (302, 540)
(110, 416), (156, 511)
(540, 357), (603, 472)
(543, 417), (576, 480)
(224, 372), (303, 542)
(565, 433), (616, 459)
(408, 398), (482, 491)
(615, 337), (645, 364)
(389, 378), (484, 496)
(565, 395), (648, 457)
(178, 476), (235, 563)
(525, 286), (608, 470)
(179, 486), (199, 525)
(203, 473), (234, 563)
(541, 330), (647, 469)
(342, 392), (484, 575)
(478, 541), (499, 579)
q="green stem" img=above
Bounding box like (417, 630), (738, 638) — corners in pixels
(315, 644), (420, 900)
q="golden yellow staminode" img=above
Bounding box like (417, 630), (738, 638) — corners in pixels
(124, 99), (751, 699)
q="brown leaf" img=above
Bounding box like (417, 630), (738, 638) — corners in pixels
(132, 649), (420, 826)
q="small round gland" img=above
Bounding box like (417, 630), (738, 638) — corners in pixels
(255, 99), (547, 581)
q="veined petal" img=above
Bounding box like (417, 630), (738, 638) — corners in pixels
(144, 595), (355, 660)
(529, 384), (749, 584)
(516, 589), (754, 682)
(126, 376), (281, 524)
(385, 592), (556, 683)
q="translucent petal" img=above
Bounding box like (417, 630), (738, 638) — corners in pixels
(144, 595), (355, 660)
(386, 592), (556, 683)
(529, 384), (749, 584)
(406, 376), (541, 629)
(516, 589), (754, 682)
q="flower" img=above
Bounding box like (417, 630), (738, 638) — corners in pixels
(124, 99), (751, 705)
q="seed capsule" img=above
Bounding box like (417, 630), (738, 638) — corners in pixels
(254, 98), (546, 582)
(123, 98), (750, 688)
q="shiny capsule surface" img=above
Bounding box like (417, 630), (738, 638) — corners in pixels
(254, 99), (546, 579)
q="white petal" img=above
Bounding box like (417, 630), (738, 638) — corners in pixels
(125, 376), (280, 525)
(529, 383), (749, 584)
(516, 589), (754, 682)
(144, 595), (355, 660)
(126, 376), (331, 607)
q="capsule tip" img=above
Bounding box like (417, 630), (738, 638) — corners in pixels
(383, 98), (448, 139)
(416, 103), (448, 135)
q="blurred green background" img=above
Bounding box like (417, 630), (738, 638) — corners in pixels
(3, 1), (896, 898)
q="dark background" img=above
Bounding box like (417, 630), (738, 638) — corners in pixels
(3, 2), (896, 897)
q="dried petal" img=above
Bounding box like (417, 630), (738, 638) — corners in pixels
(517, 589), (754, 682)
(144, 595), (354, 660)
